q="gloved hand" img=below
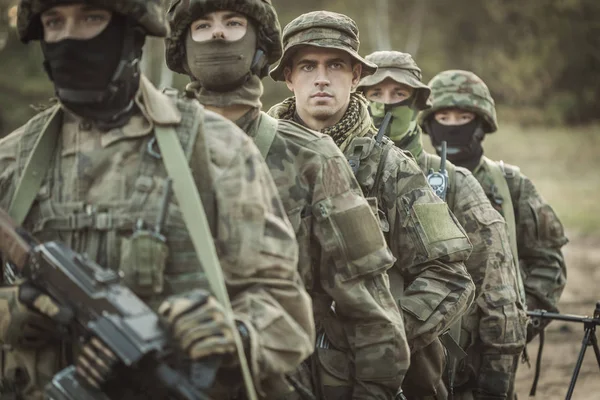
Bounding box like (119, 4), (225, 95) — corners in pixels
(158, 289), (240, 363)
(0, 282), (69, 348)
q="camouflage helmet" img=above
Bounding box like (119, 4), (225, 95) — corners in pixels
(269, 11), (377, 82)
(17, 0), (169, 42)
(358, 51), (431, 110)
(165, 0), (282, 75)
(419, 69), (498, 133)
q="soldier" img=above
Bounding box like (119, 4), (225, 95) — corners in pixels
(164, 1), (407, 399)
(358, 51), (528, 400)
(268, 11), (476, 399)
(0, 1), (315, 399)
(419, 70), (568, 341)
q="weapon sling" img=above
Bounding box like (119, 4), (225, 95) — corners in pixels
(8, 107), (62, 224)
(154, 124), (259, 400)
(482, 157), (526, 305)
(254, 112), (278, 158)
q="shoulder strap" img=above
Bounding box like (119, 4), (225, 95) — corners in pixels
(482, 157), (526, 304)
(153, 124), (258, 400)
(8, 107), (62, 225)
(499, 160), (522, 205)
(254, 112), (278, 158)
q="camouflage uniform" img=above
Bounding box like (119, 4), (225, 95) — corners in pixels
(165, 2), (407, 399)
(269, 12), (476, 398)
(358, 51), (528, 400)
(0, 1), (315, 399)
(420, 70), (568, 325)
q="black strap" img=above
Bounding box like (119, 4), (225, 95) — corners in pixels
(375, 112), (393, 144)
(529, 328), (545, 396)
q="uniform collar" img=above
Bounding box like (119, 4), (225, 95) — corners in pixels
(61, 75), (182, 153)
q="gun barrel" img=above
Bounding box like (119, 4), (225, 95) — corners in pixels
(527, 310), (600, 325)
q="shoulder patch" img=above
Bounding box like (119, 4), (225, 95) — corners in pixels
(413, 203), (466, 244)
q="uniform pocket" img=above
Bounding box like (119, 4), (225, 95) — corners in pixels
(482, 285), (527, 348)
(354, 322), (402, 381)
(401, 191), (472, 264)
(119, 231), (169, 297)
(314, 200), (388, 282)
(401, 284), (453, 323)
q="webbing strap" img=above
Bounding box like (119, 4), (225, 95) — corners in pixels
(154, 125), (258, 400)
(254, 112), (278, 158)
(482, 157), (526, 304)
(8, 107), (62, 225)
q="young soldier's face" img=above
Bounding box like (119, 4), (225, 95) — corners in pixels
(41, 4), (112, 42)
(364, 78), (414, 104)
(190, 11), (248, 42)
(434, 108), (476, 126)
(284, 46), (362, 130)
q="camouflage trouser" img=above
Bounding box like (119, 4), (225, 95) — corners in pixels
(276, 346), (351, 400)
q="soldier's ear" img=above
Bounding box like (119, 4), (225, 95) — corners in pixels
(284, 67), (294, 92)
(351, 63), (362, 87)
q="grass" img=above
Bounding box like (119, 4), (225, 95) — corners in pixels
(424, 122), (600, 236)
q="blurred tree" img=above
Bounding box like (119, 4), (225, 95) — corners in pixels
(1, 0), (599, 136)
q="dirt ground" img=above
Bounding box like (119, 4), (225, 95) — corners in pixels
(515, 231), (600, 400)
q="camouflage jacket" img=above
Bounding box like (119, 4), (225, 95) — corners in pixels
(418, 150), (527, 397)
(269, 94), (475, 355)
(0, 76), (314, 399)
(473, 157), (568, 316)
(235, 108), (407, 399)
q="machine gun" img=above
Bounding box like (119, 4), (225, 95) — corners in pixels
(0, 206), (216, 400)
(527, 302), (600, 400)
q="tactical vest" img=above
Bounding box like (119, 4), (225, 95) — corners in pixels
(16, 93), (216, 305)
(2, 93), (217, 397)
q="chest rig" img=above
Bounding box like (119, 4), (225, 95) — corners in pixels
(9, 95), (215, 309)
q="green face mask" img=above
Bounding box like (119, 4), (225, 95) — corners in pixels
(369, 100), (417, 142)
(369, 100), (423, 157)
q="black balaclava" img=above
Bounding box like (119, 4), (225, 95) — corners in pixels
(41, 14), (145, 130)
(426, 117), (485, 171)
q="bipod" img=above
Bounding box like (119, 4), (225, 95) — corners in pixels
(527, 301), (600, 400)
